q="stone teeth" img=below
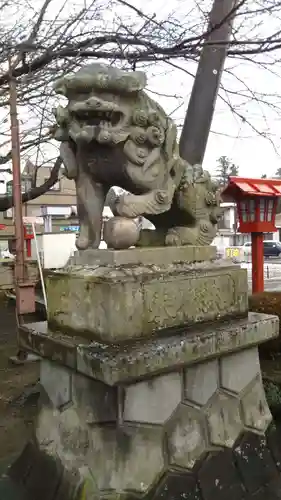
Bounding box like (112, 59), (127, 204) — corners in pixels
(93, 110), (115, 121)
(102, 120), (111, 128)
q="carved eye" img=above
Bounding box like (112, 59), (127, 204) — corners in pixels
(98, 74), (109, 88)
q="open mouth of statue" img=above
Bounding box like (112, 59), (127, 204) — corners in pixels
(75, 110), (122, 127)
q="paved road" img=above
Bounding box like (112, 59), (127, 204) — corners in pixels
(248, 279), (281, 292)
(240, 261), (281, 291)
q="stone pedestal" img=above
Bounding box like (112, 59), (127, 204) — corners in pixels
(48, 246), (247, 342)
(11, 247), (281, 500)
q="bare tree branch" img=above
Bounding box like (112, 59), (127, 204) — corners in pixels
(0, 156), (62, 211)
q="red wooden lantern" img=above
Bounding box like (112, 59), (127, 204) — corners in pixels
(222, 177), (281, 293)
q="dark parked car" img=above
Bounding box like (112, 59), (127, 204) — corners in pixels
(263, 240), (281, 257)
(242, 240), (281, 258)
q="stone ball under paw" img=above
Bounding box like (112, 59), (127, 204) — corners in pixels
(103, 217), (140, 250)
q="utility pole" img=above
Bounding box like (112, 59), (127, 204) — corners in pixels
(179, 0), (238, 164)
(8, 57), (26, 284)
(8, 56), (36, 364)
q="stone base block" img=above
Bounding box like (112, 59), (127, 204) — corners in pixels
(8, 345), (280, 500)
(70, 245), (216, 266)
(46, 257), (248, 342)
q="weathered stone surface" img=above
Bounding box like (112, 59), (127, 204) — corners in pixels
(13, 332), (279, 500)
(150, 471), (202, 500)
(123, 372), (182, 424)
(87, 425), (164, 493)
(70, 245), (216, 266)
(36, 406), (92, 476)
(205, 392), (243, 448)
(20, 313), (279, 385)
(10, 428), (281, 500)
(184, 359), (219, 406)
(267, 425), (281, 471)
(8, 442), (64, 500)
(46, 259), (248, 342)
(166, 403), (208, 469)
(76, 467), (99, 500)
(220, 347), (260, 394)
(40, 359), (72, 409)
(234, 432), (278, 494)
(198, 450), (245, 500)
(19, 320), (81, 369)
(240, 375), (272, 432)
(71, 372), (118, 424)
(75, 312), (277, 385)
(9, 442), (41, 488)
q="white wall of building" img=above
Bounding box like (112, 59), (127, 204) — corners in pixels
(212, 234), (232, 249)
(31, 232), (77, 269)
(220, 202), (236, 230)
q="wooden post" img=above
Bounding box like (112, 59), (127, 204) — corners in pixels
(8, 57), (25, 284)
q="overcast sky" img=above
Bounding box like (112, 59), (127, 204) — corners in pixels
(104, 0), (281, 178)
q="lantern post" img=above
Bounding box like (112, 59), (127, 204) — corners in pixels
(222, 177), (281, 294)
(251, 232), (264, 293)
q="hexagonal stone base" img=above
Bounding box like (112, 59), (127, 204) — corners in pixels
(9, 344), (276, 500)
(8, 426), (281, 500)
